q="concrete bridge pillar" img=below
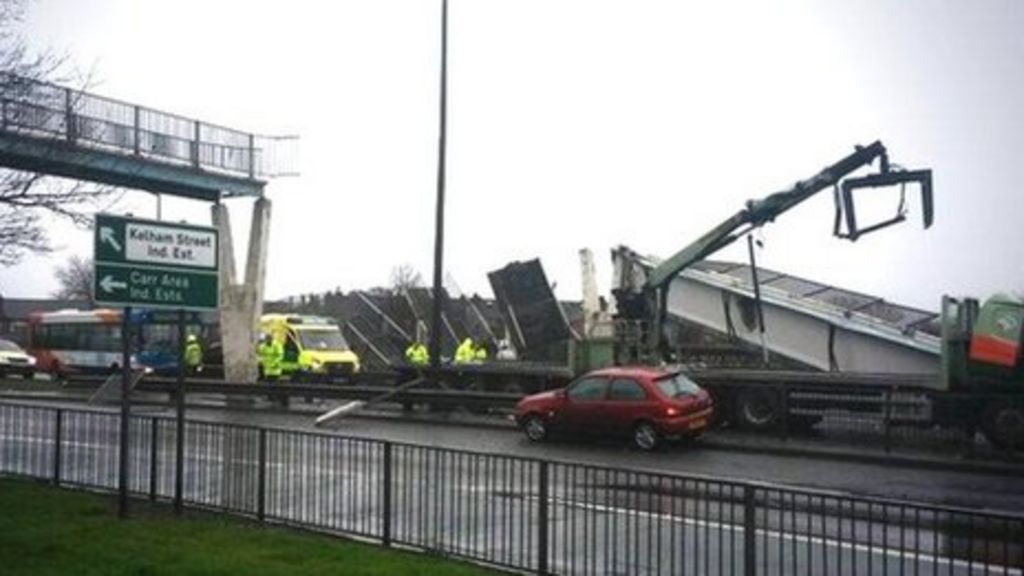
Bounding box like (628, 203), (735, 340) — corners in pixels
(212, 197), (271, 383)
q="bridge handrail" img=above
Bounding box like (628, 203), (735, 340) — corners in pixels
(0, 72), (296, 179)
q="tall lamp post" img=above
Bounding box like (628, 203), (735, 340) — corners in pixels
(428, 0), (449, 375)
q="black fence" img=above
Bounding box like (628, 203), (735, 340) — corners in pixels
(1, 401), (1022, 575)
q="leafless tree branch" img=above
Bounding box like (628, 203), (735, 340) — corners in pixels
(0, 0), (117, 266)
(51, 254), (92, 303)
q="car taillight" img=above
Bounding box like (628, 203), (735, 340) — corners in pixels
(666, 407), (680, 417)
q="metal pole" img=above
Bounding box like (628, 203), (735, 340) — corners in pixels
(382, 441), (392, 546)
(64, 87), (75, 143)
(537, 460), (549, 575)
(149, 417), (158, 501)
(118, 306), (132, 518)
(133, 105), (141, 155)
(747, 234), (769, 364)
(192, 120), (201, 167)
(257, 428), (267, 523)
(175, 308), (186, 515)
(53, 408), (62, 485)
(743, 484), (756, 576)
(428, 0), (449, 379)
(248, 133), (256, 179)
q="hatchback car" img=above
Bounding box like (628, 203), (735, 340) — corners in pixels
(0, 338), (36, 379)
(514, 366), (713, 450)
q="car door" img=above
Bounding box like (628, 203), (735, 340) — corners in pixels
(604, 378), (652, 435)
(555, 376), (609, 434)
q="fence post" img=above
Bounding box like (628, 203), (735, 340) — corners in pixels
(149, 417), (158, 501)
(537, 460), (549, 575)
(133, 106), (141, 155)
(743, 484), (756, 576)
(248, 133), (256, 179)
(192, 120), (201, 167)
(257, 428), (267, 523)
(382, 441), (392, 546)
(64, 87), (75, 143)
(52, 409), (62, 486)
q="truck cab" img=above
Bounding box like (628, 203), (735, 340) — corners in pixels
(259, 314), (360, 380)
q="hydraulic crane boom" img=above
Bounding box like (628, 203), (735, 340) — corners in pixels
(622, 140), (934, 359)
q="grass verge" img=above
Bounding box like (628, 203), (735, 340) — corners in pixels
(0, 478), (499, 575)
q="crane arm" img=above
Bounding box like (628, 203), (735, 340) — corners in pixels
(646, 141), (890, 291)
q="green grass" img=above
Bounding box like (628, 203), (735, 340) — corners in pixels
(0, 478), (499, 575)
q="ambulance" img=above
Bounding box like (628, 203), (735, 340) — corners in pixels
(259, 314), (360, 379)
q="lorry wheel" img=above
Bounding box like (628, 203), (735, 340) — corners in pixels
(981, 401), (1024, 451)
(735, 389), (780, 430)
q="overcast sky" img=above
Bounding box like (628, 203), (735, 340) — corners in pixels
(1, 0), (1021, 310)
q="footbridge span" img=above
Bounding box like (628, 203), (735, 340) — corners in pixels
(0, 73), (296, 380)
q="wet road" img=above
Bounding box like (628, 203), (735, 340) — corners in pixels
(184, 404), (1024, 514)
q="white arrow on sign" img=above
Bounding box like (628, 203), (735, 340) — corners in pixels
(99, 275), (127, 293)
(100, 227), (122, 252)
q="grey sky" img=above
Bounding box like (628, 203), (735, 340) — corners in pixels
(1, 0), (1021, 310)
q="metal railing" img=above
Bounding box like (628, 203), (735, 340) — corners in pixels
(0, 73), (297, 179)
(41, 373), (1024, 465)
(1, 401), (1021, 575)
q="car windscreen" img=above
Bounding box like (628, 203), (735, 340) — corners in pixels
(0, 339), (21, 352)
(655, 373), (702, 398)
(297, 329), (349, 351)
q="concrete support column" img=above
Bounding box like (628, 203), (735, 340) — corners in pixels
(212, 197), (271, 383)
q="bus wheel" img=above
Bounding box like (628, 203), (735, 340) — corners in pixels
(735, 388), (780, 430)
(981, 401), (1024, 451)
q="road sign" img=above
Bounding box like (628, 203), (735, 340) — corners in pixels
(94, 213), (219, 310)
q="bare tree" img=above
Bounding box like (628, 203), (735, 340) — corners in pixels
(52, 254), (92, 303)
(390, 264), (423, 293)
(0, 0), (116, 266)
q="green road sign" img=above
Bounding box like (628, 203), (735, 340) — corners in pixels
(94, 214), (219, 310)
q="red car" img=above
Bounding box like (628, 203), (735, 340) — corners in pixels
(514, 366), (713, 450)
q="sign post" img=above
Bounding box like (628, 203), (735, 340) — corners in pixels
(94, 214), (219, 518)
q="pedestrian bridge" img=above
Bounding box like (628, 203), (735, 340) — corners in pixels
(0, 73), (295, 200)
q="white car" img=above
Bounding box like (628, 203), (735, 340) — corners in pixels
(0, 338), (36, 379)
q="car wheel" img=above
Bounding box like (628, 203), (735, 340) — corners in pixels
(21, 370), (34, 380)
(633, 421), (659, 451)
(522, 414), (547, 442)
